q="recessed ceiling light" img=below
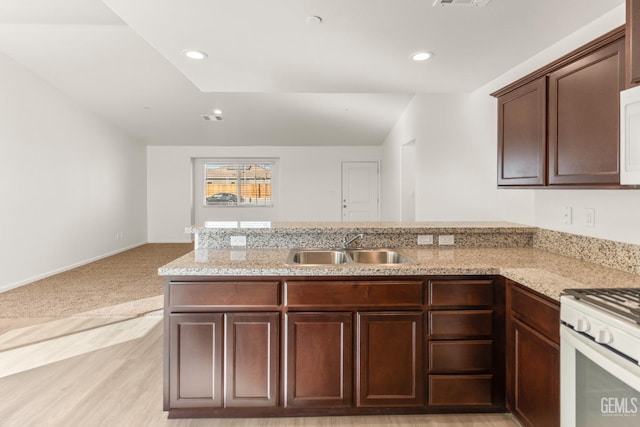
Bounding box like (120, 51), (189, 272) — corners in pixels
(306, 15), (323, 25)
(202, 109), (223, 121)
(183, 50), (208, 60)
(411, 51), (434, 62)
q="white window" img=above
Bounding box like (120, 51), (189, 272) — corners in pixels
(203, 160), (274, 207)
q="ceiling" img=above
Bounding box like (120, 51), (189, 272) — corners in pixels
(0, 0), (625, 146)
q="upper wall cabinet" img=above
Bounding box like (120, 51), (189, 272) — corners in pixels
(624, 0), (640, 186)
(627, 0), (640, 84)
(492, 28), (625, 188)
(547, 38), (624, 185)
(497, 78), (546, 186)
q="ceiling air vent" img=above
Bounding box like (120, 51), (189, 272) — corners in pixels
(433, 0), (491, 6)
(202, 114), (222, 121)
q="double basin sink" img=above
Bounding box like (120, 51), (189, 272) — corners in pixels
(287, 248), (411, 266)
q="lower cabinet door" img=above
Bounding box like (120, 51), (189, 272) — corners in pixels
(169, 312), (279, 409)
(169, 313), (224, 408)
(285, 312), (353, 408)
(225, 312), (279, 407)
(511, 317), (560, 427)
(357, 312), (424, 407)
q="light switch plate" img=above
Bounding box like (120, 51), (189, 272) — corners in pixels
(584, 208), (595, 227)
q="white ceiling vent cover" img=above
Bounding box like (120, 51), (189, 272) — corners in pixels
(433, 0), (491, 6)
(202, 115), (222, 121)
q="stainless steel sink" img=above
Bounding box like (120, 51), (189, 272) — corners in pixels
(288, 249), (349, 265)
(346, 249), (409, 264)
(286, 248), (410, 265)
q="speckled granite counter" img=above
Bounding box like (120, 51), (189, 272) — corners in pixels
(158, 246), (640, 302)
(187, 221), (537, 249)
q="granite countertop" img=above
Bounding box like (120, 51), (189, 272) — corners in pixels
(187, 220), (536, 234)
(158, 246), (640, 301)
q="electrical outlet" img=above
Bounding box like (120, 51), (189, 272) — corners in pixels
(438, 235), (455, 245)
(584, 208), (595, 227)
(417, 235), (434, 245)
(563, 206), (572, 225)
(230, 235), (247, 246)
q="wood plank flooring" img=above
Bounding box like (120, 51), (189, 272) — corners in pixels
(0, 315), (521, 427)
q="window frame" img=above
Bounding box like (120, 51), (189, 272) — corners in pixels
(202, 159), (276, 208)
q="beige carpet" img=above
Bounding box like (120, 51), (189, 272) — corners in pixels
(0, 244), (192, 318)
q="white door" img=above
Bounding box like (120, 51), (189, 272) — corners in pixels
(342, 162), (379, 221)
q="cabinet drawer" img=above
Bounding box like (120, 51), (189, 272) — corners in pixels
(510, 284), (560, 343)
(429, 340), (493, 372)
(285, 281), (423, 308)
(428, 374), (493, 406)
(169, 281), (279, 309)
(428, 280), (493, 307)
(429, 310), (493, 338)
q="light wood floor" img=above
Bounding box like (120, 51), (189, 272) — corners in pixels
(0, 314), (521, 427)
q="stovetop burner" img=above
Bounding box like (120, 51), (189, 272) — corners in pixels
(564, 288), (640, 325)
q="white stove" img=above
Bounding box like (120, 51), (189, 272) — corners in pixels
(562, 289), (640, 365)
(561, 288), (640, 427)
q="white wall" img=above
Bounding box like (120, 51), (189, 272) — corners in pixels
(147, 146), (381, 242)
(0, 52), (147, 291)
(381, 96), (418, 221)
(534, 190), (640, 244)
(400, 140), (416, 221)
(381, 93), (535, 224)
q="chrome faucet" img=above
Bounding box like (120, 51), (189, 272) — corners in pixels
(342, 233), (364, 248)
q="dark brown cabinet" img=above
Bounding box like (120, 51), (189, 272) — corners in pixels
(168, 312), (279, 410)
(169, 313), (223, 408)
(426, 278), (505, 409)
(164, 276), (508, 418)
(284, 279), (424, 410)
(357, 312), (423, 407)
(225, 313), (279, 408)
(506, 281), (560, 427)
(493, 27), (625, 188)
(548, 37), (624, 185)
(285, 312), (352, 408)
(627, 0), (640, 84)
(497, 78), (546, 186)
(165, 279), (281, 415)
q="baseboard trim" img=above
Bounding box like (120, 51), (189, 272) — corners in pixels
(0, 241), (148, 293)
(147, 239), (193, 243)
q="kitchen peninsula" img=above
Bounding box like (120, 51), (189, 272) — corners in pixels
(159, 221), (640, 422)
